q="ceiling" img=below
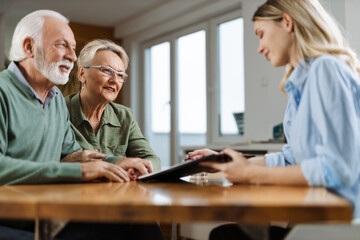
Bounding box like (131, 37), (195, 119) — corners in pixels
(0, 0), (171, 27)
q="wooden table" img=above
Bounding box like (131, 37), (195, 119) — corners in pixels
(0, 178), (352, 239)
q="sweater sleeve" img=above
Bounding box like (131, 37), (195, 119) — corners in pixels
(0, 155), (82, 185)
(0, 90), (82, 185)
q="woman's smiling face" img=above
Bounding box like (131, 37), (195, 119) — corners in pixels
(254, 16), (297, 67)
(81, 50), (125, 103)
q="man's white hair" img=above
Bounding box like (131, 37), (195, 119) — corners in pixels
(9, 10), (69, 62)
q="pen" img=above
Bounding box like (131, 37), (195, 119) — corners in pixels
(242, 154), (256, 159)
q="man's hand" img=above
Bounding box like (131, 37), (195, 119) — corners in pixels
(61, 150), (107, 163)
(80, 161), (130, 182)
(115, 158), (153, 180)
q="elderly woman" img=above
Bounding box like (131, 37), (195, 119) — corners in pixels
(64, 39), (160, 181)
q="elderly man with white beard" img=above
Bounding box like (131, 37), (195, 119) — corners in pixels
(1, 9), (132, 189)
(0, 10), (165, 240)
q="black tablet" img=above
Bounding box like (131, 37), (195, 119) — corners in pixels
(137, 154), (232, 182)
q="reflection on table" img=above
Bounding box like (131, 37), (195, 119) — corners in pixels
(0, 173), (351, 224)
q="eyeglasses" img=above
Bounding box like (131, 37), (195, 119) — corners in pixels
(84, 65), (128, 83)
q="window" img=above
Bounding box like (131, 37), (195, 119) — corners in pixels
(145, 42), (171, 164)
(218, 18), (244, 135)
(150, 42), (170, 133)
(143, 12), (244, 166)
(178, 31), (207, 146)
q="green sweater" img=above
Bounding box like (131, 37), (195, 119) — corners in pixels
(65, 93), (161, 170)
(0, 70), (82, 185)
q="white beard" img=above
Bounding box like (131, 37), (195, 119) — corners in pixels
(34, 47), (74, 85)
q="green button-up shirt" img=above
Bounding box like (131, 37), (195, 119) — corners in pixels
(65, 93), (161, 170)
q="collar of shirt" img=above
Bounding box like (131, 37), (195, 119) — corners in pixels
(285, 58), (314, 107)
(70, 92), (121, 128)
(8, 61), (58, 108)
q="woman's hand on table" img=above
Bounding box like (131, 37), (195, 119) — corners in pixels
(115, 158), (153, 180)
(186, 148), (219, 160)
(200, 148), (252, 183)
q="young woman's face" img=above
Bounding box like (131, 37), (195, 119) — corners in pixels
(254, 17), (297, 67)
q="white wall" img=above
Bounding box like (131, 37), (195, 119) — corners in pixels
(0, 12), (36, 70)
(3, 13), (23, 61)
(344, 0), (360, 55)
(242, 0), (286, 141)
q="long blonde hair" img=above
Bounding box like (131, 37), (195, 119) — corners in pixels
(252, 0), (360, 93)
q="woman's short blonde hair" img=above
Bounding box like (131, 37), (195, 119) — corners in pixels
(252, 0), (360, 93)
(77, 39), (129, 70)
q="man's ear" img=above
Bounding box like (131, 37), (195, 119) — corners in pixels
(23, 37), (35, 57)
(282, 13), (294, 33)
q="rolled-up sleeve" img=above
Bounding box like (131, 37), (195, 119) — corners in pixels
(299, 57), (360, 188)
(266, 143), (296, 167)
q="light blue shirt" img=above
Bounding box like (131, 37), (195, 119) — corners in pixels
(266, 55), (360, 220)
(8, 61), (58, 108)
